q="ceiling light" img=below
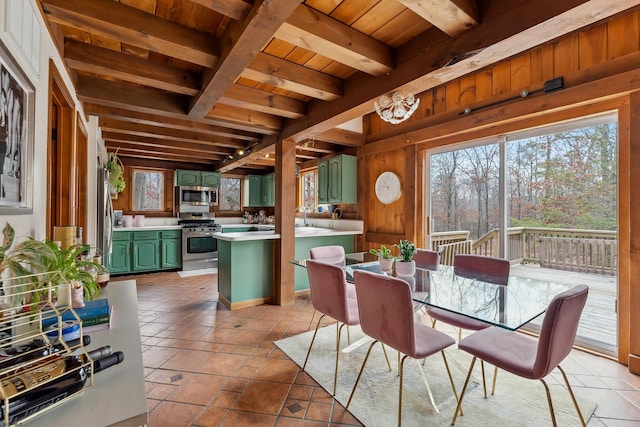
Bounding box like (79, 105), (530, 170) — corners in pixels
(237, 148), (245, 156)
(374, 91), (420, 124)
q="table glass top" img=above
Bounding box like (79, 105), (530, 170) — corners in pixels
(292, 252), (571, 331)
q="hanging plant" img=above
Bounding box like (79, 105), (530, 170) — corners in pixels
(106, 151), (126, 194)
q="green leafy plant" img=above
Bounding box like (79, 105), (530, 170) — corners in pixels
(395, 240), (416, 262)
(369, 245), (393, 259)
(41, 241), (103, 302)
(0, 223), (57, 308)
(106, 151), (126, 194)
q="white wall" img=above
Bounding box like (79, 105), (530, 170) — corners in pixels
(0, 0), (100, 246)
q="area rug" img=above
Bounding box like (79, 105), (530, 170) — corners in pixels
(177, 267), (218, 277)
(275, 325), (596, 427)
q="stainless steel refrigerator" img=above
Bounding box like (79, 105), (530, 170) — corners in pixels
(96, 165), (113, 268)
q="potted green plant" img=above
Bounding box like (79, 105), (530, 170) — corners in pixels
(41, 241), (103, 307)
(394, 240), (417, 276)
(0, 223), (57, 307)
(106, 151), (126, 194)
(370, 244), (394, 272)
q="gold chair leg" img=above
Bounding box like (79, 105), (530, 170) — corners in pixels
(540, 378), (558, 427)
(399, 355), (407, 425)
(458, 328), (462, 342)
(380, 343), (392, 371)
(347, 340), (378, 408)
(334, 323), (347, 395)
(491, 366), (499, 395)
(441, 350), (463, 416)
(557, 365), (587, 426)
(414, 356), (439, 414)
(308, 308), (316, 330)
(347, 325), (351, 345)
(451, 356), (477, 425)
(303, 314), (325, 370)
(480, 360), (487, 398)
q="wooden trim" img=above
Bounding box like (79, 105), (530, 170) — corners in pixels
(218, 294), (273, 311)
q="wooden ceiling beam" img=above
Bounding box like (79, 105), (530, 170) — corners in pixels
(279, 0), (623, 144)
(205, 104), (283, 131)
(276, 4), (394, 75)
(41, 0), (218, 67)
(104, 140), (225, 161)
(102, 132), (234, 157)
(241, 53), (343, 101)
(83, 103), (259, 142)
(219, 84), (306, 119)
(99, 119), (247, 149)
(64, 39), (200, 96)
(110, 148), (216, 165)
(397, 0), (479, 37)
(313, 128), (365, 147)
(188, 0), (301, 117)
(294, 140), (336, 154)
(189, 0), (253, 21)
(76, 75), (189, 115)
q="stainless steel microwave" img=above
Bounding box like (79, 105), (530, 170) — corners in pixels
(177, 185), (218, 206)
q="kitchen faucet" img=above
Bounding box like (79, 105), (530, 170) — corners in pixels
(295, 206), (309, 227)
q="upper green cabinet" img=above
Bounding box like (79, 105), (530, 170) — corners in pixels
(244, 173), (275, 207)
(176, 169), (220, 187)
(246, 175), (262, 207)
(318, 154), (357, 204)
(262, 173), (275, 207)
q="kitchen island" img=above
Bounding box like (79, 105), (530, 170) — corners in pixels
(215, 222), (361, 310)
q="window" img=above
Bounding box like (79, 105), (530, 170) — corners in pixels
(300, 169), (316, 210)
(220, 176), (241, 211)
(132, 169), (164, 211)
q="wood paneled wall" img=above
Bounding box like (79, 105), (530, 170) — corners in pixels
(359, 9), (640, 369)
(367, 10), (640, 138)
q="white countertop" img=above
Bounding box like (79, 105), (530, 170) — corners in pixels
(113, 225), (182, 231)
(214, 227), (362, 242)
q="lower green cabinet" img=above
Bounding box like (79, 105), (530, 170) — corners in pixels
(110, 229), (182, 275)
(110, 239), (131, 274)
(161, 231), (182, 268)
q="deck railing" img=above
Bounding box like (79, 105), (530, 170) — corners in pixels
(431, 227), (617, 273)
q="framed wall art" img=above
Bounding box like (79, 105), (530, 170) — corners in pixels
(0, 41), (34, 214)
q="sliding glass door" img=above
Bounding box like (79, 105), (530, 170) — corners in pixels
(426, 113), (618, 355)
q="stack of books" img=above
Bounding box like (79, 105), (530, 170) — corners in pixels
(42, 299), (112, 332)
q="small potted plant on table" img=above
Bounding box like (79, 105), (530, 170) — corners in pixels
(395, 240), (417, 276)
(369, 245), (394, 272)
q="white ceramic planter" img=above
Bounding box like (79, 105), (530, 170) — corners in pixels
(395, 260), (416, 276)
(378, 257), (394, 272)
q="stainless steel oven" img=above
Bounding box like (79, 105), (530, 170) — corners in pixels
(179, 213), (221, 270)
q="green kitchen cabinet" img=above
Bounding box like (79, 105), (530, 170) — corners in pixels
(110, 239), (131, 274)
(161, 230), (182, 269)
(262, 173), (275, 207)
(317, 154), (356, 204)
(317, 160), (329, 204)
(201, 171), (220, 187)
(176, 169), (220, 187)
(132, 231), (160, 271)
(246, 175), (263, 207)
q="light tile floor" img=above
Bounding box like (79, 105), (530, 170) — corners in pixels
(117, 271), (640, 426)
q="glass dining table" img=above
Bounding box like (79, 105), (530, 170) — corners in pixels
(291, 252), (572, 331)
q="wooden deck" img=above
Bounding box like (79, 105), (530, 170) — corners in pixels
(510, 264), (617, 355)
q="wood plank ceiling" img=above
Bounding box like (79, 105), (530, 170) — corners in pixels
(35, 0), (621, 174)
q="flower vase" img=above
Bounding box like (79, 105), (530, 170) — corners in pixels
(395, 260), (416, 276)
(378, 257), (394, 272)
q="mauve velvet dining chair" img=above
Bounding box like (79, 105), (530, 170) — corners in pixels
(413, 248), (439, 271)
(308, 245), (348, 330)
(451, 284), (589, 426)
(348, 269), (459, 425)
(303, 259), (363, 395)
(427, 253), (510, 396)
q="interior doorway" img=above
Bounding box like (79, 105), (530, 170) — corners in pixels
(47, 62), (78, 240)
